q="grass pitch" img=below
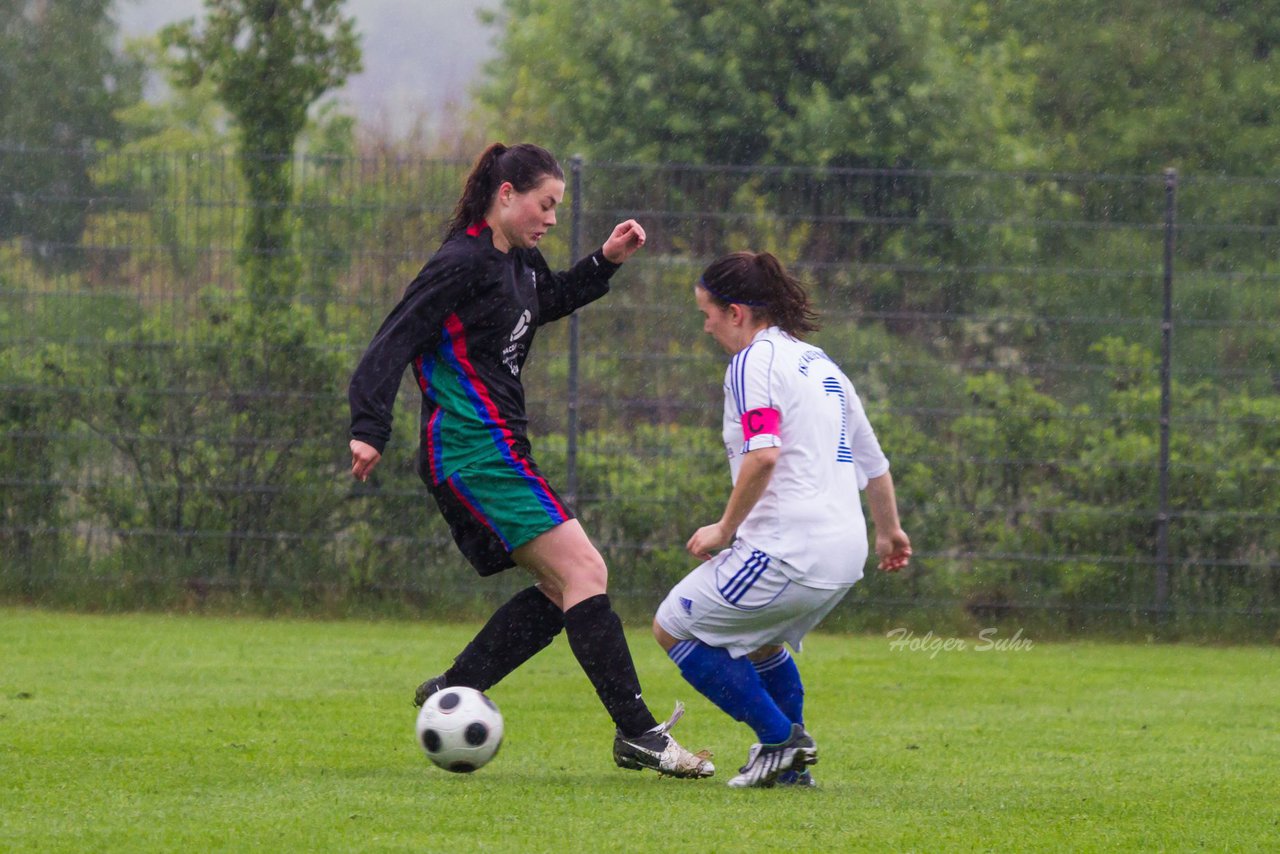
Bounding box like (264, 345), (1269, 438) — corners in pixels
(3, 608), (1277, 852)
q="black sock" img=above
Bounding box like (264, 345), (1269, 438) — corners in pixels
(563, 594), (658, 737)
(443, 586), (564, 691)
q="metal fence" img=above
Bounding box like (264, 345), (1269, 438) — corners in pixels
(2, 147), (1278, 636)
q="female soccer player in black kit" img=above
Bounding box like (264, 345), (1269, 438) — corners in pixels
(347, 143), (713, 778)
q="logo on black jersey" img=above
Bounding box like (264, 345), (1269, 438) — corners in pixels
(510, 309), (531, 341)
(503, 344), (521, 376)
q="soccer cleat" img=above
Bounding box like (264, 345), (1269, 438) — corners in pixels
(726, 724), (818, 789)
(776, 768), (817, 788)
(612, 701), (715, 778)
(413, 674), (448, 708)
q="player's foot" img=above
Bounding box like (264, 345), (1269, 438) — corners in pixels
(726, 724), (817, 788)
(776, 768), (817, 788)
(612, 701), (715, 778)
(413, 674), (448, 708)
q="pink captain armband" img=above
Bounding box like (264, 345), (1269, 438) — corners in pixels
(741, 407), (782, 444)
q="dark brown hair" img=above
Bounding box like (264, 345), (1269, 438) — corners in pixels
(698, 251), (820, 336)
(445, 143), (564, 239)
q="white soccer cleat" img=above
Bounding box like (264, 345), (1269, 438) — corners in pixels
(726, 724), (818, 788)
(612, 701), (716, 778)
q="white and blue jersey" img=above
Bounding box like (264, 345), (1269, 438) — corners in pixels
(722, 326), (890, 588)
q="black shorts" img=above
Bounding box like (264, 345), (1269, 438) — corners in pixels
(428, 452), (575, 576)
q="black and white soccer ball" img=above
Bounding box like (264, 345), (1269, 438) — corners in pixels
(415, 687), (504, 773)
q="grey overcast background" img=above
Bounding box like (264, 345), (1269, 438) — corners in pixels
(117, 0), (496, 133)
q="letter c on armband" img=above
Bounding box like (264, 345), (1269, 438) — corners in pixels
(742, 407), (781, 443)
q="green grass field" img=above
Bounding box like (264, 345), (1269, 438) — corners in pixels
(3, 608), (1277, 852)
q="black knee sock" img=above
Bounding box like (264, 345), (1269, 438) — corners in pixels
(563, 594), (658, 737)
(443, 586), (564, 691)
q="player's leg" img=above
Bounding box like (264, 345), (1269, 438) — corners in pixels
(653, 544), (837, 786)
(743, 586), (852, 788)
(748, 644), (805, 727)
(515, 519), (655, 733)
(653, 621), (793, 745)
(747, 581), (855, 731)
(517, 520), (713, 778)
(415, 584), (566, 705)
(651, 545), (795, 745)
(415, 462), (571, 705)
(423, 460), (646, 729)
(654, 618), (813, 788)
(747, 644), (814, 787)
(419, 460), (711, 776)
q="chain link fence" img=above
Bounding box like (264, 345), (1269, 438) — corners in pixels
(2, 147), (1277, 637)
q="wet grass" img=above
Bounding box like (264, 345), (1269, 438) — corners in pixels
(3, 608), (1277, 852)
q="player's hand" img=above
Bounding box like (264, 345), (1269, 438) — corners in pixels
(876, 529), (912, 573)
(350, 439), (382, 482)
(687, 522), (731, 561)
(601, 219), (646, 264)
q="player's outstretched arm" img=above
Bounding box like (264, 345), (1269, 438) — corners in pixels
(601, 219), (646, 264)
(865, 471), (911, 572)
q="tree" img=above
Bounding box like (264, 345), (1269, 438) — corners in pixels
(477, 0), (1035, 171)
(0, 0), (142, 263)
(984, 0), (1280, 176)
(474, 0), (1049, 321)
(162, 0), (361, 308)
(54, 298), (353, 598)
(0, 344), (80, 596)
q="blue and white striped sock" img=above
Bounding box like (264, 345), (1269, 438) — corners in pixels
(751, 647), (805, 727)
(668, 639), (793, 745)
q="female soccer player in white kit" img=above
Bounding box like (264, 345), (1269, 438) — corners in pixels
(654, 251), (912, 788)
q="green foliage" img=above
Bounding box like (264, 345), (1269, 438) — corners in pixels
(871, 336), (1280, 634)
(46, 296), (352, 603)
(113, 37), (234, 153)
(479, 0), (1280, 179)
(987, 0), (1280, 176)
(294, 104), (360, 309)
(161, 0), (361, 308)
(480, 0), (1033, 171)
(550, 425), (728, 594)
(3, 10), (1278, 635)
(0, 346), (78, 594)
(475, 0), (1280, 343)
(86, 67), (394, 313)
(0, 0), (143, 262)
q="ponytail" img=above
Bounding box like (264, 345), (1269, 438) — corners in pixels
(698, 251), (820, 337)
(446, 143), (564, 239)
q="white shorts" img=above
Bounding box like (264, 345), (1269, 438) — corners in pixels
(654, 540), (854, 659)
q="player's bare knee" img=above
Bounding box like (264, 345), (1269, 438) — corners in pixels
(561, 550), (608, 597)
(532, 579), (564, 610)
(652, 618), (678, 651)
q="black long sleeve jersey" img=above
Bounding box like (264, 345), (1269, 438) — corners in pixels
(348, 223), (620, 486)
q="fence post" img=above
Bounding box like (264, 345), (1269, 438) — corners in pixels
(1155, 168), (1176, 616)
(566, 155), (584, 508)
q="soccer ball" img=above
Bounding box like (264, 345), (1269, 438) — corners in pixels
(415, 687), (504, 773)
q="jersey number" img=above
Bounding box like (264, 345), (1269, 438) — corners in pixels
(822, 377), (856, 463)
